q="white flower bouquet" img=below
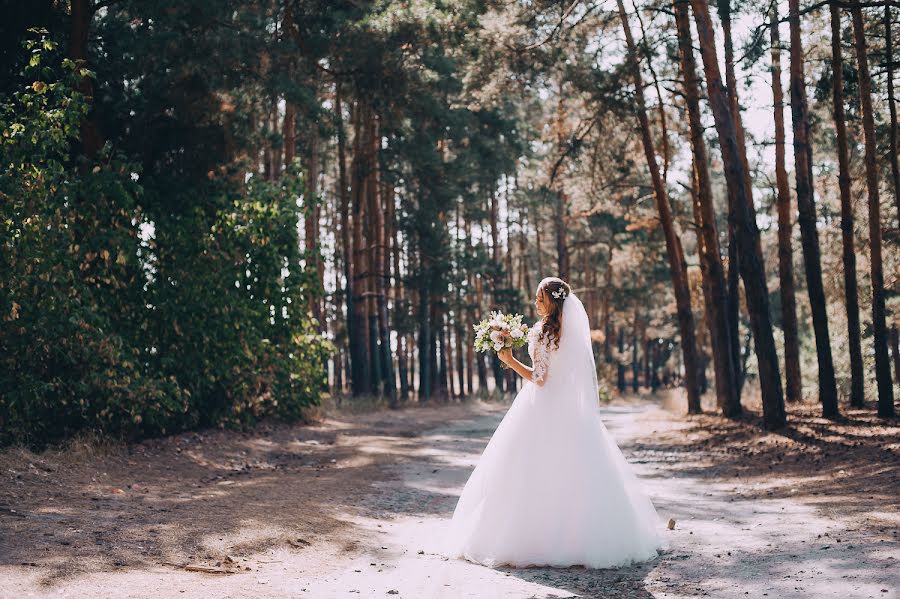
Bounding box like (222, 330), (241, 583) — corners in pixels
(473, 311), (529, 367)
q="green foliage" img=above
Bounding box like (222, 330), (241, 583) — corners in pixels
(0, 31), (328, 447)
(143, 169), (331, 430)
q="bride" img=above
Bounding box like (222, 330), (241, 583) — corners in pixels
(442, 277), (667, 569)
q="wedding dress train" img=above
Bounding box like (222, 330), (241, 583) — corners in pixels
(442, 294), (667, 569)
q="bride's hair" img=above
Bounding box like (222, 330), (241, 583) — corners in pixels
(538, 277), (571, 350)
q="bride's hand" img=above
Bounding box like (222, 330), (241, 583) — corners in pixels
(498, 348), (513, 365)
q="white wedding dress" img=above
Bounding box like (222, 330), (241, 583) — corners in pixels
(442, 294), (667, 569)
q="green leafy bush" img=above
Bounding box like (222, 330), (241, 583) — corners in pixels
(0, 31), (329, 447)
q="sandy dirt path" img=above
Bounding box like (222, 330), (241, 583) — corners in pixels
(1, 396), (897, 598)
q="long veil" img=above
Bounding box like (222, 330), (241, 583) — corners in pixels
(539, 292), (669, 552)
(545, 293), (601, 415)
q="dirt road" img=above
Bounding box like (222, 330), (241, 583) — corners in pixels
(1, 396), (897, 598)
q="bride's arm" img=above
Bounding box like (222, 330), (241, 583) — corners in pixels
(497, 349), (546, 386)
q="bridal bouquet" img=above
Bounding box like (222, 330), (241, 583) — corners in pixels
(474, 312), (529, 366)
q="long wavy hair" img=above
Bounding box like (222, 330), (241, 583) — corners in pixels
(537, 277), (571, 350)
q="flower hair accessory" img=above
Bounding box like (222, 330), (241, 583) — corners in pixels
(551, 288), (567, 300)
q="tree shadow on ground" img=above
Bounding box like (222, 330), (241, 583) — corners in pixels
(497, 558), (662, 599)
(0, 400), (498, 587)
(623, 402), (900, 517)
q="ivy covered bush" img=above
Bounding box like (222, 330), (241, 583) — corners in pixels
(0, 32), (329, 447)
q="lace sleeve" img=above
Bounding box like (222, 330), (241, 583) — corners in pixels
(532, 341), (550, 384)
(528, 327), (551, 384)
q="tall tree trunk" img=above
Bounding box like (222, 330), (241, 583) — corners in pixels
(891, 326), (900, 385)
(388, 185), (409, 401)
(651, 341), (661, 390)
(887, 3), (900, 222)
(270, 97), (282, 178)
(772, 8), (805, 405)
(489, 189), (501, 264)
(789, 0), (839, 418)
(67, 0), (103, 159)
(438, 309), (449, 398)
(554, 191), (570, 280)
(418, 286), (432, 400)
(359, 106), (381, 393)
(675, 0), (741, 416)
(283, 101), (296, 168)
(719, 0), (756, 227)
(335, 348), (344, 394)
(305, 81), (323, 327)
(522, 222), (535, 320)
(518, 228), (530, 304)
(264, 100), (275, 180)
(282, 3), (297, 169)
(850, 0), (896, 416)
(689, 0), (786, 429)
(631, 316), (640, 393)
(617, 326), (627, 393)
(534, 203), (545, 280)
(602, 248), (613, 364)
(429, 301), (440, 397)
(377, 174), (397, 404)
(465, 318), (475, 395)
(643, 335), (652, 388)
(335, 84), (357, 396)
(408, 333), (416, 398)
(465, 215), (476, 395)
(456, 319), (466, 398)
(618, 0), (703, 414)
(475, 274), (488, 392)
(350, 102), (372, 394)
(722, 0), (761, 403)
(586, 246), (597, 324)
(828, 4), (866, 407)
(554, 89), (571, 280)
(726, 229), (741, 396)
(720, 8), (742, 401)
(488, 186), (506, 394)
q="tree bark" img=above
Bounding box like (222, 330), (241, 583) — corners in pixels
(689, 0), (786, 429)
(305, 80), (323, 327)
(631, 316), (640, 393)
(377, 174), (397, 404)
(388, 181), (409, 401)
(850, 0), (896, 416)
(675, 0), (741, 417)
(554, 191), (570, 280)
(438, 309), (450, 398)
(336, 82), (360, 393)
(886, 3), (900, 222)
(350, 101), (372, 394)
(534, 203), (545, 281)
(335, 85), (359, 396)
(891, 326), (900, 385)
(789, 0), (840, 418)
(465, 214), (476, 395)
(455, 318), (466, 398)
(67, 0), (103, 159)
(618, 0), (703, 414)
(643, 335), (652, 389)
(772, 8), (805, 405)
(418, 286), (432, 400)
(283, 101), (296, 168)
(718, 0), (744, 396)
(553, 89), (571, 280)
(828, 3), (866, 407)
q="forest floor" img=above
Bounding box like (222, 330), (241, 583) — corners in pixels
(0, 391), (898, 599)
